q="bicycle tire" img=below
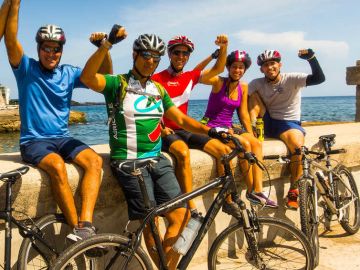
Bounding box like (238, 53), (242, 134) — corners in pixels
(52, 233), (153, 270)
(208, 217), (314, 270)
(17, 213), (72, 270)
(299, 179), (320, 267)
(333, 165), (360, 234)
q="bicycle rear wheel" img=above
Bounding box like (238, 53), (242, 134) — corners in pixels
(52, 233), (153, 270)
(208, 217), (314, 270)
(17, 214), (72, 269)
(299, 179), (320, 267)
(333, 165), (360, 234)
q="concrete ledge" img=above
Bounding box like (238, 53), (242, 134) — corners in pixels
(1, 123), (360, 268)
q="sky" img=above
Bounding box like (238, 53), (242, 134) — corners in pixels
(0, 0), (359, 102)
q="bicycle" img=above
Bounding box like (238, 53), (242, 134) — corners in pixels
(0, 166), (73, 269)
(264, 134), (360, 267)
(52, 135), (314, 270)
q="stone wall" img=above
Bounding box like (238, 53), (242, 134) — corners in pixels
(1, 122), (360, 268)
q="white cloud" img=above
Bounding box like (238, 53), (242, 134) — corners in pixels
(235, 30), (349, 57)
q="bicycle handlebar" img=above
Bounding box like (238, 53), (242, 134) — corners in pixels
(0, 166), (30, 181)
(225, 135), (258, 166)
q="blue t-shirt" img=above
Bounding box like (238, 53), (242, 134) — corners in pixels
(13, 55), (86, 144)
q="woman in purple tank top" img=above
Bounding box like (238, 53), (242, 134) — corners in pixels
(202, 50), (277, 209)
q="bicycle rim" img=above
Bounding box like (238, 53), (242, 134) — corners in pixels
(299, 179), (320, 266)
(17, 214), (72, 269)
(333, 165), (360, 234)
(208, 217), (314, 270)
(52, 233), (153, 270)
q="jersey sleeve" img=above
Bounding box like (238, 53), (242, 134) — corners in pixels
(162, 89), (175, 111)
(248, 79), (258, 95)
(289, 73), (308, 89)
(192, 69), (202, 85)
(12, 54), (30, 84)
(102, 74), (119, 101)
(72, 67), (87, 89)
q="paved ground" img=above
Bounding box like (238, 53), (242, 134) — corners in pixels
(186, 223), (360, 270)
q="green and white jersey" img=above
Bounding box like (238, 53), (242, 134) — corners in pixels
(103, 71), (174, 160)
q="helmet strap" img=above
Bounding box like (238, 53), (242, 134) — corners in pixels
(169, 63), (183, 75)
(132, 53), (159, 82)
(265, 70), (281, 82)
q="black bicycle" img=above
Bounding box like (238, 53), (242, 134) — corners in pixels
(52, 136), (314, 270)
(265, 134), (360, 267)
(0, 166), (72, 269)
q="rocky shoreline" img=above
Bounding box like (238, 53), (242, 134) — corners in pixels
(0, 107), (86, 132)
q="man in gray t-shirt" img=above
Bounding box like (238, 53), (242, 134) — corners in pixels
(248, 49), (325, 210)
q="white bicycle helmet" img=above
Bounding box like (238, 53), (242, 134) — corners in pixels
(133, 34), (166, 56)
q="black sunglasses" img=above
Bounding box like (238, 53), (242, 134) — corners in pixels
(40, 46), (62, 54)
(172, 50), (190, 57)
(139, 51), (161, 62)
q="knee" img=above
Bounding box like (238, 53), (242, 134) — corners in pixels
(83, 153), (103, 171)
(172, 148), (191, 165)
(241, 140), (251, 152)
(48, 160), (67, 182)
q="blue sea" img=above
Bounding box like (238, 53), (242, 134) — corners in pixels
(0, 96), (356, 153)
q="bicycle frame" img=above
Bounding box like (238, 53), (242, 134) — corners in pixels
(0, 176), (58, 270)
(122, 146), (244, 270)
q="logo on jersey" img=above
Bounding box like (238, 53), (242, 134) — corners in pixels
(134, 96), (163, 113)
(148, 122), (161, 142)
(167, 81), (180, 87)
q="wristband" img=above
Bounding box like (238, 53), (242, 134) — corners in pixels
(307, 55), (316, 61)
(101, 39), (113, 50)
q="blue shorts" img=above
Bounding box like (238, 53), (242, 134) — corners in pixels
(110, 154), (184, 220)
(20, 137), (89, 165)
(162, 129), (211, 152)
(263, 112), (306, 139)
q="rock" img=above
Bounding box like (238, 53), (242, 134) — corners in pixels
(0, 107), (87, 133)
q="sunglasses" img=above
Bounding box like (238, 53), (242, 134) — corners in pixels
(40, 46), (62, 54)
(171, 50), (190, 57)
(139, 51), (161, 62)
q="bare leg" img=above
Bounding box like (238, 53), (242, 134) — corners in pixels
(168, 140), (196, 209)
(72, 148), (103, 222)
(38, 153), (78, 227)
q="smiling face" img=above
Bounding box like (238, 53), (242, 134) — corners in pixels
(169, 45), (191, 71)
(260, 60), (282, 81)
(228, 61), (246, 81)
(133, 50), (161, 78)
(38, 41), (63, 70)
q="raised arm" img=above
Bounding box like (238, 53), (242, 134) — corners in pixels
(4, 0), (23, 67)
(199, 35), (228, 84)
(0, 0), (11, 42)
(298, 48), (325, 86)
(89, 32), (114, 75)
(193, 49), (219, 71)
(81, 25), (127, 92)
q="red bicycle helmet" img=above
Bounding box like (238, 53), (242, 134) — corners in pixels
(257, 50), (281, 66)
(226, 50), (252, 70)
(167, 35), (194, 53)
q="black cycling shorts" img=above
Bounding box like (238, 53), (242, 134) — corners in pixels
(161, 129), (211, 152)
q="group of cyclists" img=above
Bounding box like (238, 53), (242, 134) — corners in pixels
(0, 0), (326, 269)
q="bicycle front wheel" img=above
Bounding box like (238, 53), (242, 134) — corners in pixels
(299, 179), (320, 267)
(52, 233), (153, 270)
(17, 213), (72, 269)
(333, 165), (360, 234)
(208, 217), (314, 270)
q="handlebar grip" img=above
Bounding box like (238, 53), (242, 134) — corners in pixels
(244, 152), (256, 164)
(327, 149), (346, 155)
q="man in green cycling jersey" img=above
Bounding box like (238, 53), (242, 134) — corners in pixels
(80, 25), (228, 270)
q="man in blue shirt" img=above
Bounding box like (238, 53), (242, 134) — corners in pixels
(4, 0), (111, 241)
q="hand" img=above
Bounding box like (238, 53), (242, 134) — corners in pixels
(108, 24), (127, 45)
(89, 32), (108, 48)
(214, 34), (228, 48)
(211, 49), (220, 59)
(161, 127), (174, 137)
(298, 48), (315, 60)
(208, 127), (230, 143)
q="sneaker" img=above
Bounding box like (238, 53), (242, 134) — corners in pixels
(67, 226), (96, 242)
(286, 189), (299, 210)
(222, 201), (241, 218)
(248, 192), (278, 208)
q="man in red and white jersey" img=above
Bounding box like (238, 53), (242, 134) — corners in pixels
(152, 35), (239, 215)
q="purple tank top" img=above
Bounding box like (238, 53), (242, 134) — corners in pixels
(204, 80), (242, 128)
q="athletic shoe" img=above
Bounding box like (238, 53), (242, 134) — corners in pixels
(222, 201), (241, 218)
(286, 189), (299, 210)
(67, 225), (96, 242)
(247, 192), (278, 208)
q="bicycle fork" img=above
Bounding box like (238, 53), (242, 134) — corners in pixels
(238, 200), (265, 269)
